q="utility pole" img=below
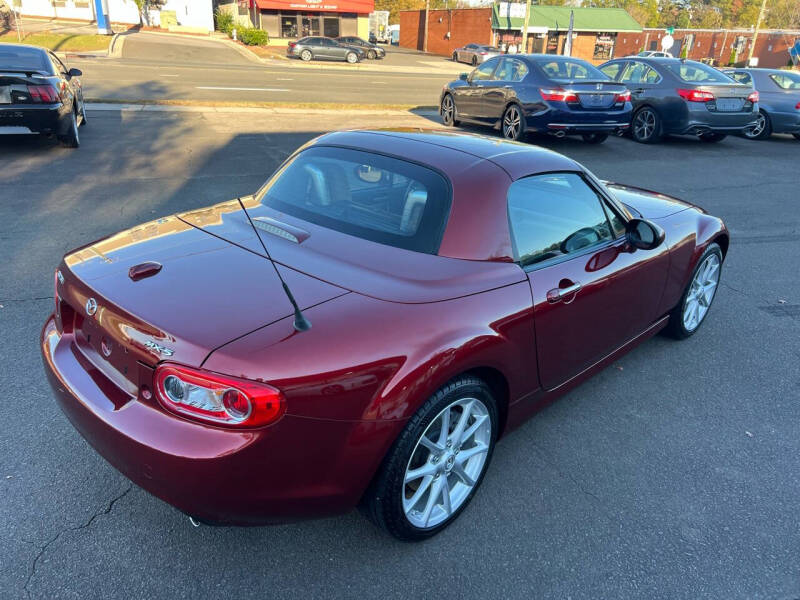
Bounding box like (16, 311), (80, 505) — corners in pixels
(747, 0), (768, 65)
(520, 0), (532, 54)
(423, 0), (430, 52)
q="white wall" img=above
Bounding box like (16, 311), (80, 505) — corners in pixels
(18, 0), (213, 31)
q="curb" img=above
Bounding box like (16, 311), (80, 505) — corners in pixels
(86, 102), (439, 117)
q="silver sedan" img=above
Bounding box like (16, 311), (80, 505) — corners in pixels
(452, 44), (501, 66)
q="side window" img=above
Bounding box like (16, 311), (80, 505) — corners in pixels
(599, 62), (623, 80)
(494, 58), (527, 82)
(730, 71), (752, 85)
(49, 53), (67, 76)
(471, 58), (498, 81)
(642, 66), (660, 83)
(508, 173), (615, 268)
(620, 61), (647, 84)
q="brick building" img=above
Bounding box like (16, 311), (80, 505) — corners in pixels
(399, 7), (492, 55)
(616, 28), (800, 69)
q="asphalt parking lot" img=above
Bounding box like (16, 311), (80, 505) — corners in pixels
(1, 109), (799, 599)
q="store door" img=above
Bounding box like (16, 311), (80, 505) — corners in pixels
(323, 17), (339, 38)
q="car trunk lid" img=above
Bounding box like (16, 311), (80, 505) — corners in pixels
(57, 214), (347, 392)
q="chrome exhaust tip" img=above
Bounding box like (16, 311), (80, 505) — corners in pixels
(189, 516), (201, 527)
(550, 130), (566, 138)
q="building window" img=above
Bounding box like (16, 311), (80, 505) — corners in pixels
(593, 33), (615, 60)
(281, 15), (298, 38)
(323, 16), (339, 38)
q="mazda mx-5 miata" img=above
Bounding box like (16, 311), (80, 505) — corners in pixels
(42, 129), (728, 541)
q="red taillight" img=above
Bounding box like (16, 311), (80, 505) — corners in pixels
(615, 90), (631, 103)
(27, 84), (60, 103)
(540, 88), (578, 102)
(747, 90), (759, 103)
(480, 51), (487, 55)
(288, 42), (296, 48)
(677, 88), (715, 102)
(154, 364), (285, 428)
(795, 101), (800, 110)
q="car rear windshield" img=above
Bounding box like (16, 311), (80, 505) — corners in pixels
(665, 62), (734, 84)
(536, 58), (609, 82)
(770, 72), (800, 90)
(257, 146), (452, 254)
(0, 47), (51, 73)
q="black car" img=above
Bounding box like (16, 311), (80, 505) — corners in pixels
(599, 57), (758, 143)
(440, 54), (632, 144)
(286, 37), (365, 63)
(0, 43), (86, 147)
(335, 36), (385, 60)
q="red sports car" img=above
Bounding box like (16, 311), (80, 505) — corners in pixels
(41, 130), (728, 540)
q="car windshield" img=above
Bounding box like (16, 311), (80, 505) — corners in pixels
(256, 146), (451, 254)
(665, 62), (735, 84)
(770, 72), (800, 89)
(0, 47), (51, 73)
(537, 58), (609, 82)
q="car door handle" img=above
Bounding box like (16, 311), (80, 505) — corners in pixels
(546, 282), (582, 304)
(634, 88), (646, 94)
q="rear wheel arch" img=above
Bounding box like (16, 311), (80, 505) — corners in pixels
(465, 367), (509, 438)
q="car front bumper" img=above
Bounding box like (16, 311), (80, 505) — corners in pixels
(0, 103), (67, 135)
(41, 317), (401, 525)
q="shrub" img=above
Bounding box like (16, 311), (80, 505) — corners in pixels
(237, 27), (269, 46)
(214, 9), (234, 35)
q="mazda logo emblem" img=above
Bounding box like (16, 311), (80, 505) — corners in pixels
(85, 297), (97, 316)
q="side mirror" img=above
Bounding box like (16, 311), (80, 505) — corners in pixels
(68, 68), (82, 78)
(626, 218), (665, 251)
(459, 72), (469, 81)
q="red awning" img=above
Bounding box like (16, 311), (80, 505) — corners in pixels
(254, 0), (374, 13)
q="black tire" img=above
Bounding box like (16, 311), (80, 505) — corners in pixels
(367, 49), (376, 60)
(582, 133), (608, 144)
(631, 107), (662, 144)
(345, 51), (358, 64)
(794, 133), (800, 141)
(471, 55), (477, 66)
(300, 49), (312, 61)
(440, 93), (459, 127)
(743, 110), (771, 140)
(664, 243), (723, 340)
(59, 109), (80, 148)
(362, 376), (498, 541)
(501, 104), (525, 141)
(699, 132), (727, 143)
(79, 101), (87, 127)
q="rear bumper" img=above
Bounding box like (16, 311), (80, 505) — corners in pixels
(526, 105), (632, 134)
(41, 317), (401, 525)
(675, 104), (758, 135)
(0, 103), (66, 135)
(768, 110), (800, 134)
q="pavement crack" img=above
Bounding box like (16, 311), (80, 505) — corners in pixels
(23, 484), (133, 599)
(0, 296), (54, 304)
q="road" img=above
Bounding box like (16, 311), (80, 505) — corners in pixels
(1, 109), (799, 600)
(66, 33), (460, 105)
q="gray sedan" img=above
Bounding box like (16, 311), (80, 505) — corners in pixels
(286, 37), (365, 63)
(452, 44), (501, 67)
(599, 57), (758, 143)
(723, 68), (800, 140)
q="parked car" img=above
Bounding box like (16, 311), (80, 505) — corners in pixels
(286, 37), (365, 63)
(452, 44), (501, 66)
(722, 68), (800, 140)
(41, 129), (729, 540)
(441, 55), (632, 143)
(598, 57), (758, 143)
(335, 36), (385, 60)
(0, 43), (86, 147)
(634, 50), (673, 58)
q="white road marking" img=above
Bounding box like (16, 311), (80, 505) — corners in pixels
(161, 74), (179, 77)
(195, 86), (290, 92)
(371, 81), (387, 84)
(276, 78), (293, 81)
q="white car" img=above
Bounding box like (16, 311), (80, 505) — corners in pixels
(452, 44), (501, 66)
(634, 50), (674, 58)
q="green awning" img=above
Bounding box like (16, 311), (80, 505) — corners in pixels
(492, 5), (643, 33)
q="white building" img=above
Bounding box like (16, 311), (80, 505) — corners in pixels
(16, 0), (214, 32)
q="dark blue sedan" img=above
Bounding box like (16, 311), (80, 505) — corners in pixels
(439, 54), (632, 144)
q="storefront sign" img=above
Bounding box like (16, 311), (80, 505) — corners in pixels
(255, 0), (374, 12)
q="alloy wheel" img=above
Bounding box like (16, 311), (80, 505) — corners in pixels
(346, 52), (357, 63)
(503, 105), (521, 140)
(441, 94), (455, 126)
(745, 112), (766, 138)
(682, 253), (720, 332)
(402, 397), (492, 529)
(634, 109), (656, 141)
